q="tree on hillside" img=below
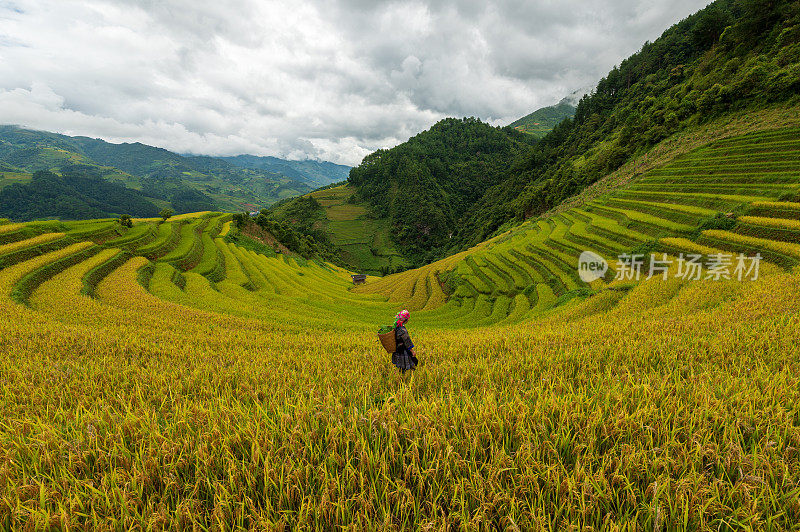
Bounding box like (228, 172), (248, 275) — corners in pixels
(346, 0), (800, 265)
(0, 170), (159, 221)
(159, 208), (174, 221)
(457, 0), (800, 250)
(348, 117), (532, 263)
(692, 4), (731, 49)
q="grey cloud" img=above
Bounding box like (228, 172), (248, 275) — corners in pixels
(0, 0), (711, 165)
(108, 0), (264, 47)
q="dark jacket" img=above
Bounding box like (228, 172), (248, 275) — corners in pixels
(391, 325), (417, 371)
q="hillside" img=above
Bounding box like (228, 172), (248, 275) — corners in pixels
(508, 99), (576, 138)
(0, 169), (160, 221)
(0, 126), (349, 220)
(348, 117), (534, 265)
(221, 155), (350, 189)
(2, 110), (800, 526)
(458, 0), (800, 248)
(5, 0), (800, 528)
(349, 0), (800, 260)
(356, 105), (800, 318)
(2, 113), (797, 329)
(269, 184), (409, 274)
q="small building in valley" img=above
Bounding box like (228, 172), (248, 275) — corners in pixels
(351, 274), (367, 285)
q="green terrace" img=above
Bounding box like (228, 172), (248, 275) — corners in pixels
(2, 126), (800, 328)
(354, 125), (800, 323)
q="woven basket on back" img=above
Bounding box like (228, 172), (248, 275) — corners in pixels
(378, 330), (396, 353)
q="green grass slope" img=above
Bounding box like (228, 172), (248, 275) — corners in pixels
(2, 119), (800, 527)
(508, 100), (576, 138)
(270, 184), (409, 275)
(357, 109), (800, 321)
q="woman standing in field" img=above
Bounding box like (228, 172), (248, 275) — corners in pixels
(392, 310), (418, 373)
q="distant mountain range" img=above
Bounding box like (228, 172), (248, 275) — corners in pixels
(220, 155), (350, 189)
(0, 126), (350, 221)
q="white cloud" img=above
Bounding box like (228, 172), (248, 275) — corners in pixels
(0, 0), (711, 165)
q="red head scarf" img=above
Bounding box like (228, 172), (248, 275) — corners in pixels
(395, 309), (410, 328)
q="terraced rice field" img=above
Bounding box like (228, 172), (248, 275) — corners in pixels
(307, 186), (409, 274)
(356, 127), (800, 318)
(0, 172), (33, 189)
(1, 126), (800, 528)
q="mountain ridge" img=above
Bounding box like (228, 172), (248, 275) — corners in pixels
(346, 0), (800, 265)
(507, 86), (591, 137)
(508, 100), (576, 138)
(0, 125), (349, 220)
(220, 154), (350, 189)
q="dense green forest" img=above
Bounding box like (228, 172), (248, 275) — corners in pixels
(0, 127), (348, 221)
(0, 170), (159, 220)
(348, 117), (534, 265)
(348, 0), (800, 264)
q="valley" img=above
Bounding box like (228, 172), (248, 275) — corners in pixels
(0, 126), (349, 220)
(2, 108), (800, 527)
(2, 0), (800, 528)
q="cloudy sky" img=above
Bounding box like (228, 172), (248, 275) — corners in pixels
(0, 0), (711, 165)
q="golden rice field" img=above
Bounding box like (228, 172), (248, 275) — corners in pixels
(1, 124), (800, 529)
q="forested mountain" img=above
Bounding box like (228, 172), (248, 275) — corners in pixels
(0, 169), (160, 220)
(458, 0), (799, 249)
(348, 0), (800, 262)
(0, 127), (349, 221)
(508, 99), (576, 138)
(348, 117), (534, 264)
